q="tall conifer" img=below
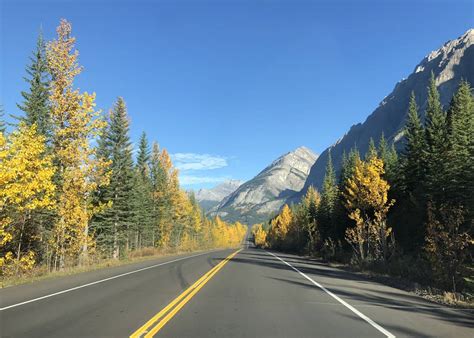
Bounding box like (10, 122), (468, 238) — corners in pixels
(424, 73), (448, 202)
(318, 151), (338, 240)
(18, 30), (51, 138)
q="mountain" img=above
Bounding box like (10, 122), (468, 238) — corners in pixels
(212, 146), (318, 224)
(295, 28), (474, 199)
(194, 180), (243, 211)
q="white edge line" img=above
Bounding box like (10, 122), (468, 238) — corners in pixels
(0, 250), (219, 311)
(265, 250), (396, 338)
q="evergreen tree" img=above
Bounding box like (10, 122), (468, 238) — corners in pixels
(18, 30), (51, 138)
(132, 132), (154, 248)
(423, 72), (448, 202)
(445, 80), (474, 209)
(94, 98), (135, 258)
(136, 132), (151, 176)
(378, 132), (398, 183)
(400, 92), (426, 193)
(150, 142), (170, 246)
(90, 117), (113, 254)
(340, 146), (361, 185)
(318, 151), (338, 240)
(366, 137), (377, 161)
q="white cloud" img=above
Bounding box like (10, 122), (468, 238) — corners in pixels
(172, 153), (228, 171)
(179, 175), (230, 185)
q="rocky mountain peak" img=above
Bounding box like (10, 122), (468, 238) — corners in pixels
(295, 28), (474, 200)
(211, 147), (318, 224)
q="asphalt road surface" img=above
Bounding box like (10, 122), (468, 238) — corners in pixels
(1, 238), (473, 337)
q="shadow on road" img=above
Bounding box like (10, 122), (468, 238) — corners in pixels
(215, 249), (474, 330)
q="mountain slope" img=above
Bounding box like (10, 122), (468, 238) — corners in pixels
(194, 180), (242, 211)
(212, 146), (318, 224)
(296, 28), (474, 199)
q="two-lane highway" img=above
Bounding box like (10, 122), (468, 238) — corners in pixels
(1, 240), (473, 337)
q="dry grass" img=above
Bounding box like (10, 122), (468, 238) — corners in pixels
(1, 246), (236, 289)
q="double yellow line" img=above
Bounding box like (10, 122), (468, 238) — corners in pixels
(130, 249), (241, 338)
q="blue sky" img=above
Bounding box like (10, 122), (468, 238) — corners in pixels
(1, 0), (473, 189)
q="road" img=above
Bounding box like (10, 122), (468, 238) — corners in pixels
(1, 238), (472, 337)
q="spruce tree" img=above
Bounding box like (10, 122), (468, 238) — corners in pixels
(401, 92), (426, 193)
(423, 72), (449, 202)
(318, 151), (338, 240)
(17, 30), (51, 138)
(366, 137), (377, 160)
(378, 132), (398, 184)
(150, 142), (169, 246)
(445, 80), (474, 208)
(99, 98), (135, 258)
(90, 117), (113, 254)
(340, 146), (361, 185)
(133, 132), (154, 248)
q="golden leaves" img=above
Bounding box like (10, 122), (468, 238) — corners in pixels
(47, 19), (110, 265)
(343, 155), (395, 262)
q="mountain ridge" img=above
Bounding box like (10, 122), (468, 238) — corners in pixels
(293, 28), (474, 201)
(211, 146), (318, 224)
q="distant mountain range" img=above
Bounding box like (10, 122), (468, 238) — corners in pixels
(194, 180), (243, 211)
(209, 147), (317, 224)
(197, 28), (474, 225)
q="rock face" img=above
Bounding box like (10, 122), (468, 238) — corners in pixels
(212, 147), (318, 224)
(194, 180), (243, 211)
(295, 28), (474, 200)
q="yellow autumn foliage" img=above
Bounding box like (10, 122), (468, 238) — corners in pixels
(267, 204), (293, 249)
(47, 19), (109, 268)
(252, 223), (267, 248)
(343, 156), (395, 262)
(0, 124), (55, 275)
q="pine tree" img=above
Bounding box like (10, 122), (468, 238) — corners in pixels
(17, 30), (51, 138)
(318, 151), (338, 240)
(424, 72), (448, 202)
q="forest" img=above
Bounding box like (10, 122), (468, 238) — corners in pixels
(253, 76), (473, 295)
(0, 19), (246, 280)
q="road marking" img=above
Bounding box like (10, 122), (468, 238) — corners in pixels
(129, 253), (231, 338)
(0, 250), (219, 311)
(265, 251), (396, 338)
(305, 301), (474, 311)
(130, 249), (241, 338)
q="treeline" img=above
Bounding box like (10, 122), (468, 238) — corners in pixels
(0, 19), (246, 277)
(253, 75), (473, 292)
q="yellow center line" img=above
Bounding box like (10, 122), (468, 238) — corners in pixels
(130, 249), (241, 338)
(130, 257), (227, 338)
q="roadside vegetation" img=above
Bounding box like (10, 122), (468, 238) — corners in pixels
(0, 19), (247, 285)
(253, 76), (474, 303)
